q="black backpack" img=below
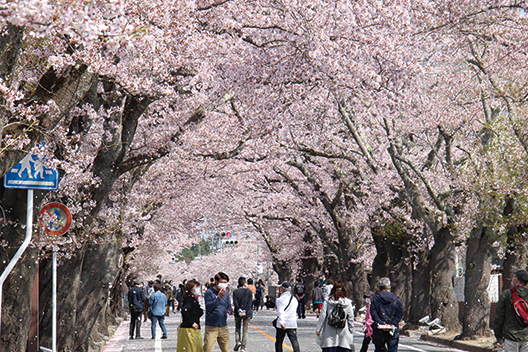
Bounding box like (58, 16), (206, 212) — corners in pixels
(295, 284), (306, 295)
(328, 303), (347, 328)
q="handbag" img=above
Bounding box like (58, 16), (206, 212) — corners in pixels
(130, 305), (143, 314)
(271, 295), (293, 328)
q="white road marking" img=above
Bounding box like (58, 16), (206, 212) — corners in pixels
(155, 335), (162, 352)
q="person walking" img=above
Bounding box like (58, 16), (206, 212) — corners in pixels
(233, 277), (253, 352)
(324, 280), (334, 300)
(494, 269), (528, 351)
(203, 272), (233, 352)
(294, 278), (307, 319)
(143, 280), (155, 322)
(360, 292), (375, 352)
(254, 279), (265, 312)
(370, 277), (403, 352)
(128, 281), (146, 339)
(177, 280), (186, 312)
(312, 282), (324, 318)
(274, 281), (300, 352)
(149, 283), (168, 339)
(315, 280), (354, 352)
(163, 280), (173, 316)
(177, 279), (204, 352)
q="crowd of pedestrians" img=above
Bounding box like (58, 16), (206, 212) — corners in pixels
(125, 269), (528, 352)
(127, 272), (403, 352)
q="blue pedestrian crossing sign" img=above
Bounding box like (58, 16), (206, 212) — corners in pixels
(3, 154), (59, 190)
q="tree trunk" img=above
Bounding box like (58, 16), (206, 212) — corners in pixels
(430, 227), (460, 332)
(459, 226), (493, 339)
(273, 260), (292, 283)
(370, 225), (389, 291)
(345, 261), (369, 311)
(299, 231), (321, 304)
(0, 187), (45, 351)
(388, 237), (412, 321)
(406, 248), (431, 326)
(502, 225), (528, 293)
(38, 239), (124, 351)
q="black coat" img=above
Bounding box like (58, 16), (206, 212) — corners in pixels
(233, 287), (253, 318)
(128, 285), (146, 310)
(370, 290), (403, 329)
(180, 296), (203, 328)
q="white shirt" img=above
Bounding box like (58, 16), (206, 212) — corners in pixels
(324, 284), (333, 299)
(276, 291), (298, 329)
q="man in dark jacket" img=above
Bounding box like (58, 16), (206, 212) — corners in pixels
(370, 277), (403, 352)
(233, 277), (254, 352)
(128, 281), (146, 339)
(294, 278), (307, 319)
(494, 270), (528, 351)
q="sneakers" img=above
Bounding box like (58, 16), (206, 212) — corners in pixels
(234, 343), (241, 351)
(129, 336), (134, 340)
(161, 335), (168, 339)
(135, 336), (144, 339)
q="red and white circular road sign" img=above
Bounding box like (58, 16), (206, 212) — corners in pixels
(39, 203), (72, 236)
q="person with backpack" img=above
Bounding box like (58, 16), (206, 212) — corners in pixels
(370, 277), (403, 352)
(315, 280), (354, 352)
(294, 278), (307, 319)
(494, 269), (528, 351)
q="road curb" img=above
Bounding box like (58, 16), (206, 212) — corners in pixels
(420, 334), (496, 352)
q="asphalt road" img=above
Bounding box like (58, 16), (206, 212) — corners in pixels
(103, 308), (466, 352)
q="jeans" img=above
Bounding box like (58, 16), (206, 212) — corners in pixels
(373, 328), (399, 352)
(151, 315), (167, 338)
(275, 328), (300, 352)
(235, 316), (251, 349)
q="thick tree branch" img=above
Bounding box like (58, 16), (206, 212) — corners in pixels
(338, 101), (380, 174)
(197, 140), (246, 160)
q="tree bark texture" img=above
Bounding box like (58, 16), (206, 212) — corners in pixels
(39, 240), (124, 351)
(406, 248), (431, 326)
(0, 186), (48, 351)
(502, 225), (528, 293)
(429, 227), (460, 332)
(299, 230), (322, 304)
(370, 225), (389, 291)
(387, 236), (412, 321)
(460, 226), (493, 339)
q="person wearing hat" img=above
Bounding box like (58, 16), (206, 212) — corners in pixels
(128, 281), (146, 339)
(494, 269), (528, 351)
(275, 281), (300, 352)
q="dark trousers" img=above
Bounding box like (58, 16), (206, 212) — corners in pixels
(275, 328), (300, 352)
(360, 335), (372, 352)
(129, 310), (142, 338)
(296, 298), (306, 318)
(373, 328), (399, 352)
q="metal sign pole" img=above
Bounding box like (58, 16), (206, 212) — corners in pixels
(0, 189), (34, 348)
(52, 247), (57, 352)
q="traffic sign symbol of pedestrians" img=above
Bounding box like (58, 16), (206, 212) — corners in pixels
(3, 154), (59, 190)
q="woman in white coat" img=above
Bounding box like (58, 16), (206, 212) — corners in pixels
(315, 280), (355, 352)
